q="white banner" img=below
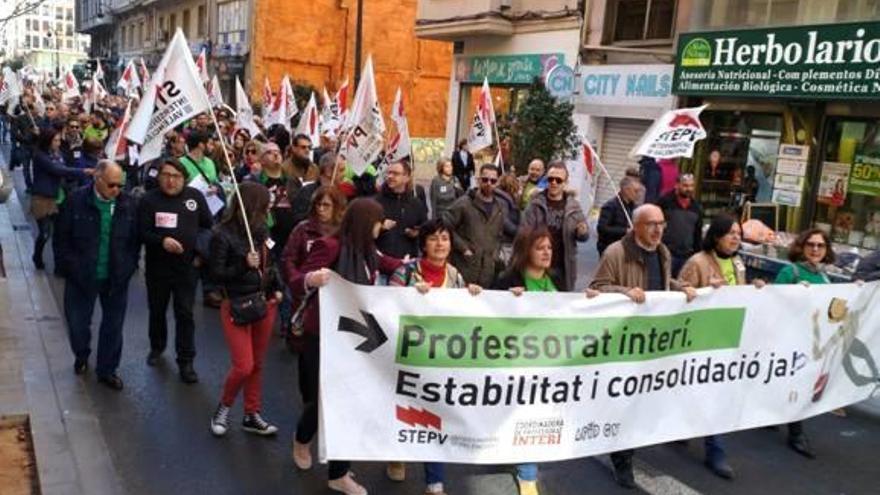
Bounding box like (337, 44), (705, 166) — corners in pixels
(319, 275), (880, 464)
(342, 56), (385, 175)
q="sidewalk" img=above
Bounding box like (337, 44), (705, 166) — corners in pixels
(0, 167), (123, 495)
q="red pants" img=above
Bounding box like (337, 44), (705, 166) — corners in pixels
(220, 300), (277, 414)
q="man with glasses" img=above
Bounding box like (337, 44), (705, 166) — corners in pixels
(656, 173), (704, 278)
(589, 204), (696, 488)
(520, 161), (589, 291)
(61, 117), (83, 167)
(138, 158), (213, 383)
(443, 164), (510, 287)
(375, 160), (428, 259)
(55, 160), (140, 390)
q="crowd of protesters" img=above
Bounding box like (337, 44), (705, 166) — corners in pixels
(2, 77), (876, 495)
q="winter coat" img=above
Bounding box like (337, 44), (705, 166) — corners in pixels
(31, 149), (88, 199)
(678, 251), (747, 288)
(374, 184), (428, 259)
(589, 231), (687, 294)
(639, 156), (661, 204)
(281, 218), (329, 286)
(495, 188), (520, 241)
(209, 224), (283, 299)
(854, 250), (880, 282)
(520, 191), (589, 291)
(429, 175), (463, 219)
(597, 194), (635, 256)
(54, 187), (140, 293)
(451, 149), (475, 187)
(655, 191), (704, 259)
(290, 236), (401, 337)
(442, 189), (509, 288)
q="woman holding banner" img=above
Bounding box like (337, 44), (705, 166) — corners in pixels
(678, 213), (766, 479)
(772, 228), (836, 459)
(492, 226), (567, 495)
(291, 197), (402, 495)
(385, 218), (482, 494)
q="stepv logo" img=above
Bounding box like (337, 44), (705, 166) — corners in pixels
(396, 405), (447, 445)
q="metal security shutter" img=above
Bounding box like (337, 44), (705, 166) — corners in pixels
(596, 118), (651, 206)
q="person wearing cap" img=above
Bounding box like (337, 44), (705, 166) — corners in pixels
(138, 158), (214, 383)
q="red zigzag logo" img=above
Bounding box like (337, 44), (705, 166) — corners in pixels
(396, 405), (442, 430)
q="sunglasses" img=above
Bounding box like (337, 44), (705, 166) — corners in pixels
(547, 176), (565, 184)
(245, 149), (257, 155)
(480, 177), (498, 184)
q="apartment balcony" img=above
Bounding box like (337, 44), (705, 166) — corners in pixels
(415, 0), (581, 41)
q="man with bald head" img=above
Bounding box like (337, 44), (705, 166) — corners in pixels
(518, 158), (546, 210)
(55, 160), (141, 391)
(589, 203), (696, 488)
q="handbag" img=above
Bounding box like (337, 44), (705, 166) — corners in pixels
(228, 244), (268, 326)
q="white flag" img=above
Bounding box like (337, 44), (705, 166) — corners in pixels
(385, 87), (411, 163)
(0, 67), (22, 106)
(294, 92), (320, 145)
(467, 78), (494, 153)
(126, 29), (212, 164)
(266, 78), (291, 131)
(94, 60), (105, 81)
(342, 56), (385, 175)
(234, 77), (261, 138)
(629, 105), (709, 160)
(208, 75), (224, 108)
(116, 60), (142, 95)
(104, 99), (132, 160)
(84, 72), (108, 114)
(262, 77), (273, 120)
(321, 80), (349, 138)
(62, 70), (81, 101)
(195, 48), (210, 84)
(282, 75), (298, 119)
(138, 58), (150, 85)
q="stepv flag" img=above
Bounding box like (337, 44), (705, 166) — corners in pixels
(467, 77), (495, 153)
(104, 99), (132, 160)
(126, 28), (212, 164)
(294, 91), (320, 146)
(195, 47), (210, 84)
(385, 87), (411, 164)
(341, 56), (385, 175)
(234, 76), (261, 138)
(208, 75), (224, 108)
(116, 59), (142, 96)
(62, 70), (81, 101)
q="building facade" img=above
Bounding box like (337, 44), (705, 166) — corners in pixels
(75, 0), (452, 138)
(3, 0), (90, 76)
(416, 0), (583, 157)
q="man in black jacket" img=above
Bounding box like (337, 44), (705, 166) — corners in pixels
(597, 176), (640, 256)
(451, 139), (475, 191)
(375, 160), (428, 259)
(55, 160), (140, 390)
(138, 158), (213, 383)
(655, 174), (703, 277)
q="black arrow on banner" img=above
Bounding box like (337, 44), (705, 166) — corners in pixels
(338, 311), (387, 353)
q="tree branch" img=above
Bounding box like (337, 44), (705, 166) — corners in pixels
(0, 0), (51, 27)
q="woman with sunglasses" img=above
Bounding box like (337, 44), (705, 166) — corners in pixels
(235, 140), (262, 182)
(771, 228), (836, 459)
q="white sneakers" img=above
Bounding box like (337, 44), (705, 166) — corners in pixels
(328, 471), (368, 495)
(292, 440), (313, 470)
(210, 404), (230, 436)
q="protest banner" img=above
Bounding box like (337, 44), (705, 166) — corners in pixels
(630, 105), (708, 159)
(126, 28), (211, 164)
(319, 275), (880, 464)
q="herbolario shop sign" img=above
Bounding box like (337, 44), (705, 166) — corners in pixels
(673, 21), (880, 99)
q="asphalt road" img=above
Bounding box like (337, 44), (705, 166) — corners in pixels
(7, 154), (880, 495)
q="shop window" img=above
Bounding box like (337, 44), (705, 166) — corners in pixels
(609, 0), (676, 43)
(692, 112), (784, 221)
(815, 119), (880, 249)
(198, 5), (206, 37)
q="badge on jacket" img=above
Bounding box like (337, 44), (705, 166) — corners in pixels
(155, 212), (178, 229)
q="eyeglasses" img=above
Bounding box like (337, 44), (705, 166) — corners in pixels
(805, 242), (827, 249)
(641, 221), (667, 230)
(480, 177), (498, 184)
(547, 176), (565, 185)
(245, 149), (257, 155)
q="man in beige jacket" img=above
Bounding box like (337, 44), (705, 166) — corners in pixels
(589, 204), (696, 488)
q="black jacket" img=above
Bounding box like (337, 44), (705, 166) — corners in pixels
(54, 187), (140, 293)
(655, 191), (703, 258)
(138, 187), (213, 275)
(597, 195), (635, 255)
(854, 250), (880, 282)
(209, 224), (284, 298)
(451, 149), (475, 185)
(374, 184), (428, 258)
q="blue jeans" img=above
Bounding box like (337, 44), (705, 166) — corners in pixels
(64, 280), (129, 377)
(705, 435), (726, 463)
(516, 463), (538, 481)
(20, 146), (33, 189)
(425, 462), (445, 485)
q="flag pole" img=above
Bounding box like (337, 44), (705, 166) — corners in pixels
(197, 90), (255, 252)
(586, 141), (633, 229)
(493, 120), (504, 174)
